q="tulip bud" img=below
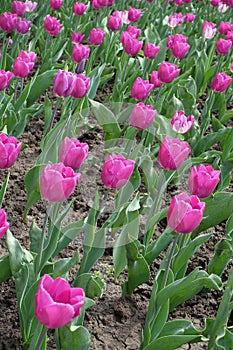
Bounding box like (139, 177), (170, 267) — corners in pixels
(129, 102), (157, 130)
(112, 10), (130, 24)
(144, 43), (160, 59)
(0, 12), (18, 32)
(158, 61), (180, 83)
(101, 153), (135, 189)
(158, 136), (191, 170)
(44, 15), (62, 37)
(168, 13), (185, 28)
(188, 164), (220, 198)
(59, 137), (88, 170)
(50, 0), (63, 10)
(73, 2), (87, 15)
(167, 34), (188, 49)
(219, 21), (233, 35)
(71, 73), (90, 98)
(121, 32), (143, 56)
(0, 70), (13, 90)
(25, 0), (37, 12)
(72, 43), (90, 63)
(108, 15), (122, 31)
(0, 209), (9, 238)
(202, 21), (216, 39)
(71, 31), (85, 44)
(35, 274), (85, 329)
(167, 192), (205, 234)
(150, 71), (162, 88)
(216, 38), (232, 55)
(126, 25), (141, 38)
(12, 50), (36, 78)
(0, 133), (22, 168)
(171, 110), (194, 133)
(211, 72), (232, 92)
(185, 13), (195, 22)
(128, 7), (141, 22)
(171, 41), (190, 59)
(131, 77), (154, 100)
(88, 28), (106, 45)
(12, 1), (26, 16)
(40, 163), (81, 202)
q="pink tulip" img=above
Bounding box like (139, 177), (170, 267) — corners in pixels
(12, 50), (36, 78)
(175, 0), (183, 5)
(0, 133), (22, 168)
(219, 21), (233, 35)
(171, 111), (194, 133)
(0, 209), (9, 238)
(35, 274), (85, 329)
(98, 0), (114, 6)
(101, 153), (135, 189)
(59, 137), (89, 170)
(44, 15), (62, 37)
(218, 2), (229, 12)
(112, 10), (130, 24)
(129, 102), (157, 130)
(167, 192), (205, 234)
(0, 70), (13, 90)
(188, 164), (220, 198)
(121, 32), (143, 56)
(211, 72), (232, 92)
(53, 70), (75, 98)
(211, 0), (220, 5)
(71, 73), (90, 98)
(12, 1), (26, 16)
(158, 61), (180, 83)
(131, 77), (154, 100)
(108, 15), (122, 30)
(185, 13), (195, 22)
(158, 136), (191, 170)
(16, 18), (31, 34)
(128, 7), (141, 22)
(25, 0), (37, 12)
(88, 28), (105, 45)
(126, 25), (141, 38)
(73, 2), (87, 15)
(71, 31), (85, 44)
(150, 71), (162, 88)
(40, 163), (81, 202)
(72, 43), (90, 63)
(50, 0), (63, 10)
(202, 21), (216, 39)
(171, 41), (190, 59)
(226, 31), (233, 45)
(168, 13), (185, 28)
(0, 12), (18, 32)
(91, 0), (102, 9)
(216, 38), (232, 54)
(144, 43), (160, 59)
(167, 34), (188, 49)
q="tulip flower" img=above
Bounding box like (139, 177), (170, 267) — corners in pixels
(144, 43), (160, 59)
(12, 1), (26, 16)
(175, 0), (183, 5)
(73, 2), (87, 15)
(150, 71), (162, 88)
(25, 0), (37, 12)
(35, 274), (85, 329)
(0, 70), (13, 90)
(71, 73), (90, 98)
(188, 164), (220, 198)
(71, 31), (85, 44)
(216, 38), (232, 55)
(158, 61), (180, 83)
(16, 18), (31, 34)
(101, 153), (135, 189)
(211, 0), (220, 5)
(0, 12), (18, 32)
(44, 15), (62, 37)
(40, 163), (81, 202)
(168, 13), (185, 28)
(219, 21), (233, 35)
(185, 13), (195, 22)
(211, 72), (232, 92)
(121, 32), (143, 56)
(0, 209), (9, 238)
(0, 133), (22, 168)
(108, 15), (122, 31)
(53, 70), (75, 98)
(171, 41), (190, 59)
(167, 34), (188, 49)
(226, 31), (233, 45)
(59, 137), (89, 170)
(171, 110), (194, 133)
(131, 77), (154, 100)
(88, 28), (106, 46)
(129, 102), (157, 130)
(98, 0), (114, 6)
(126, 25), (141, 38)
(72, 43), (90, 63)
(50, 0), (63, 10)
(202, 21), (216, 39)
(128, 7), (141, 22)
(158, 136), (191, 170)
(12, 50), (36, 78)
(112, 10), (130, 24)
(167, 192), (206, 234)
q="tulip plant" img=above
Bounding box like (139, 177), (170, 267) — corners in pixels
(0, 0), (233, 349)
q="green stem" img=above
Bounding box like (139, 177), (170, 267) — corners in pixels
(161, 234), (179, 289)
(13, 79), (19, 103)
(48, 98), (60, 132)
(35, 327), (47, 350)
(35, 212), (49, 276)
(0, 33), (6, 69)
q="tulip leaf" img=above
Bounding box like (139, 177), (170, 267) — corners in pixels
(143, 334), (200, 350)
(53, 252), (80, 278)
(58, 325), (91, 350)
(43, 94), (52, 135)
(0, 171), (10, 208)
(208, 238), (233, 276)
(29, 221), (42, 254)
(87, 63), (106, 100)
(74, 273), (105, 298)
(0, 254), (12, 283)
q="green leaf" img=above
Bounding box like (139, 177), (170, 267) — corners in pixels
(159, 319), (202, 337)
(115, 167), (141, 207)
(74, 273), (105, 298)
(53, 252), (80, 278)
(58, 325), (91, 350)
(208, 238), (233, 276)
(87, 64), (106, 99)
(144, 335), (200, 350)
(43, 94), (52, 135)
(0, 254), (12, 283)
(29, 221), (42, 254)
(0, 172), (10, 208)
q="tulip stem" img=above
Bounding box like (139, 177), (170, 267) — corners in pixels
(0, 34), (6, 69)
(161, 233), (179, 289)
(48, 98), (60, 132)
(35, 327), (47, 350)
(13, 78), (19, 103)
(155, 84), (162, 104)
(35, 211), (49, 276)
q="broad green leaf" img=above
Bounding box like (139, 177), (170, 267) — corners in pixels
(208, 238), (233, 276)
(144, 334), (200, 350)
(0, 254), (12, 283)
(87, 64), (106, 99)
(74, 273), (105, 298)
(53, 252), (80, 278)
(29, 221), (42, 254)
(0, 172), (9, 207)
(58, 325), (90, 350)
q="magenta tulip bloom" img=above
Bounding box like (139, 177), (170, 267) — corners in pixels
(171, 41), (190, 59)
(171, 111), (194, 133)
(131, 77), (154, 100)
(40, 163), (81, 202)
(129, 103), (157, 130)
(188, 164), (220, 198)
(128, 7), (141, 22)
(101, 153), (135, 189)
(144, 43), (160, 59)
(35, 274), (85, 329)
(108, 15), (122, 31)
(167, 192), (206, 234)
(12, 1), (26, 16)
(211, 0), (220, 5)
(50, 0), (63, 10)
(72, 43), (90, 63)
(211, 72), (232, 92)
(88, 28), (105, 46)
(73, 2), (87, 15)
(71, 73), (90, 98)
(12, 50), (36, 78)
(216, 38), (232, 55)
(126, 25), (141, 38)
(219, 21), (233, 35)
(53, 70), (75, 98)
(0, 133), (22, 168)
(59, 137), (89, 170)
(167, 34), (188, 49)
(44, 15), (62, 37)
(185, 13), (195, 22)
(150, 71), (162, 88)
(16, 18), (31, 34)
(112, 10), (130, 24)
(25, 0), (37, 12)
(158, 136), (191, 170)
(0, 70), (13, 90)
(168, 13), (185, 28)
(71, 31), (85, 44)
(121, 32), (143, 56)
(202, 21), (216, 39)
(0, 12), (18, 32)
(0, 209), (9, 238)
(158, 61), (180, 83)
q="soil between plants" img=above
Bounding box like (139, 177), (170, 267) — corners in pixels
(0, 114), (231, 350)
